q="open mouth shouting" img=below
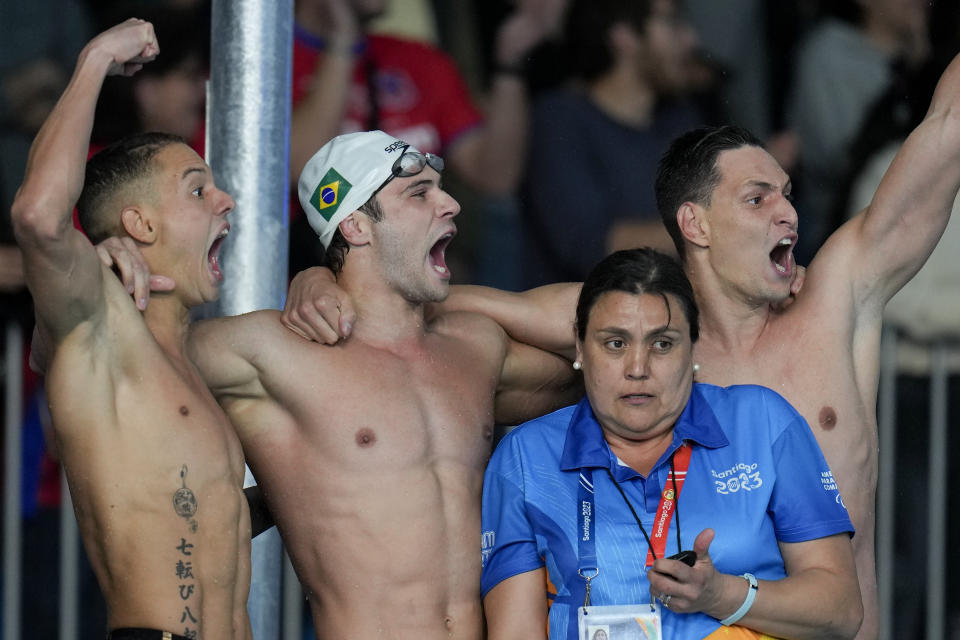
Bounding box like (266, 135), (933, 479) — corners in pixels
(429, 231), (456, 279)
(208, 224), (230, 281)
(770, 236), (795, 277)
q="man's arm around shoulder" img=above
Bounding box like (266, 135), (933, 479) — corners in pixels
(438, 283), (581, 360)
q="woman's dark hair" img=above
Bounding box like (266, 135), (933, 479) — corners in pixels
(575, 247), (699, 342)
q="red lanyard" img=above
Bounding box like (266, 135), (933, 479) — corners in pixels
(605, 442), (692, 567)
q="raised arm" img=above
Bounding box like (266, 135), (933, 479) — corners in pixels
(11, 19), (158, 342)
(820, 51), (960, 310)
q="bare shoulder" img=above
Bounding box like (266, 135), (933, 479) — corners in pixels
(190, 309), (295, 352)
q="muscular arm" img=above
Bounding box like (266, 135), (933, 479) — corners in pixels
(819, 52), (960, 313)
(483, 568), (548, 640)
(439, 283), (581, 360)
(187, 314), (269, 399)
(495, 336), (582, 425)
(11, 20), (158, 343)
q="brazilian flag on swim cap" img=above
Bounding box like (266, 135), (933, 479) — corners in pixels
(309, 168), (353, 222)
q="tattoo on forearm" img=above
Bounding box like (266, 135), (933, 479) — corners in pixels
(173, 464), (199, 533)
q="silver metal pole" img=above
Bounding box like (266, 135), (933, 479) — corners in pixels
(59, 468), (79, 640)
(3, 322), (23, 640)
(876, 327), (897, 640)
(208, 1), (293, 638)
(925, 342), (948, 640)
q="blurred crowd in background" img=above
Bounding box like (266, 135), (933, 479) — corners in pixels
(1, 0), (959, 637)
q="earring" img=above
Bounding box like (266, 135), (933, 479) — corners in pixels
(693, 363), (700, 374)
(572, 361), (582, 371)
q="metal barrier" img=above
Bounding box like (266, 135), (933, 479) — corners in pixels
(4, 322), (22, 640)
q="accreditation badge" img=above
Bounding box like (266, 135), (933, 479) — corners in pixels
(577, 603), (662, 640)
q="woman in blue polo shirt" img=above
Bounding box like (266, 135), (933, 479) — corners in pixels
(480, 248), (862, 639)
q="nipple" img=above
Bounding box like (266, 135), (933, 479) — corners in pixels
(818, 406), (837, 430)
(355, 428), (377, 447)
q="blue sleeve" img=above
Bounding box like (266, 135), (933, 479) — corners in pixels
(481, 435), (544, 597)
(768, 413), (855, 542)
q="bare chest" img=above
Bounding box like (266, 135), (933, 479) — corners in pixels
(259, 339), (500, 473)
(694, 322), (869, 437)
(48, 346), (247, 491)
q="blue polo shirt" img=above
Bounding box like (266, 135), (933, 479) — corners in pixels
(480, 383), (853, 639)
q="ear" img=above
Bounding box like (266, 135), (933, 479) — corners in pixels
(338, 211), (372, 247)
(677, 202), (710, 249)
(574, 337), (584, 366)
(120, 206), (157, 244)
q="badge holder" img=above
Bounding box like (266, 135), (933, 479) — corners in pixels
(576, 569), (662, 640)
(577, 603), (662, 640)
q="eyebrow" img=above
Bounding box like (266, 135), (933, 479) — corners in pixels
(181, 166), (209, 182)
(402, 178), (436, 193)
(594, 324), (679, 339)
(743, 178), (791, 193)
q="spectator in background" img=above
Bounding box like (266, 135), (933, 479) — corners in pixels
(91, 2), (210, 154)
(288, 0), (565, 278)
(786, 0), (931, 264)
(519, 0), (703, 287)
(0, 1), (94, 221)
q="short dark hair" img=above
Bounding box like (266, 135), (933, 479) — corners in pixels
(655, 125), (764, 260)
(77, 132), (186, 244)
(323, 194), (384, 274)
(564, 0), (651, 81)
(575, 247), (699, 343)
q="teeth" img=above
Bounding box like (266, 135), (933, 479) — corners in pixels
(778, 238), (792, 246)
(774, 262), (786, 274)
(217, 228), (229, 239)
(435, 266), (447, 274)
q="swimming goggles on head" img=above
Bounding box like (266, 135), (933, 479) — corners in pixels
(375, 146), (445, 194)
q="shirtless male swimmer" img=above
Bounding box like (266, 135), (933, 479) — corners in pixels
(12, 20), (250, 640)
(177, 131), (581, 639)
